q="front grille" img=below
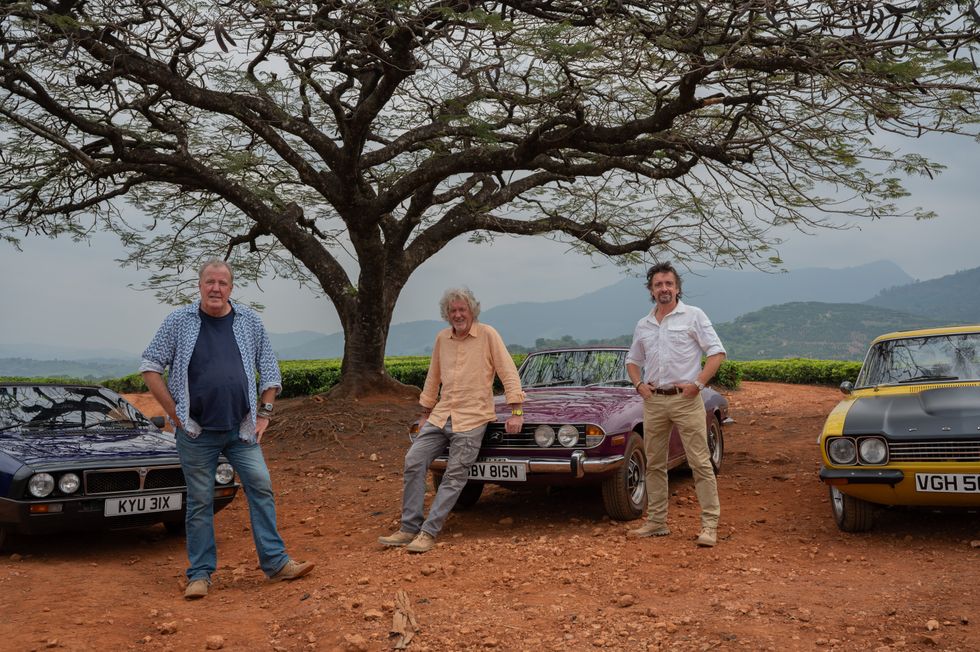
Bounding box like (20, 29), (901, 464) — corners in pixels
(84, 465), (186, 495)
(483, 423), (588, 448)
(889, 440), (980, 463)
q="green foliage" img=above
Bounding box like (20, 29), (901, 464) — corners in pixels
(713, 361), (742, 390)
(734, 359), (862, 386)
(102, 373), (148, 394)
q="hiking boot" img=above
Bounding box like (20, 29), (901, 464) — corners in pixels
(378, 530), (417, 547)
(628, 522), (671, 538)
(184, 579), (209, 600)
(406, 531), (437, 553)
(271, 559), (316, 582)
(696, 528), (717, 547)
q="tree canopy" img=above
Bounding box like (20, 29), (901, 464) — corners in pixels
(1, 1), (978, 394)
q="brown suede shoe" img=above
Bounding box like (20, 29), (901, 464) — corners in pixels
(184, 579), (209, 600)
(271, 559), (315, 581)
(378, 530), (417, 547)
(696, 528), (717, 547)
(628, 522), (671, 538)
(406, 531), (436, 553)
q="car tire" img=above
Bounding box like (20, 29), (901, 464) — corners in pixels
(708, 415), (724, 475)
(431, 472), (485, 510)
(163, 520), (186, 536)
(601, 432), (647, 521)
(829, 485), (875, 532)
(0, 525), (8, 553)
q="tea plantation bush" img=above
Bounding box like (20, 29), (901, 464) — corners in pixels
(3, 355), (860, 395)
(735, 358), (861, 386)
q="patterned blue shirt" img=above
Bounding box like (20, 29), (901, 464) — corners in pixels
(139, 300), (282, 442)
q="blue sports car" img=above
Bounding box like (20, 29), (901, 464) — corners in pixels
(0, 382), (239, 550)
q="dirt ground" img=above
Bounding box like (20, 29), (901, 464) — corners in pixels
(1, 382), (978, 652)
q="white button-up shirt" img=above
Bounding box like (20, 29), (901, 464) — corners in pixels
(626, 301), (726, 388)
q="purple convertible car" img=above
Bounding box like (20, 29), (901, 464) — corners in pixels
(425, 347), (731, 520)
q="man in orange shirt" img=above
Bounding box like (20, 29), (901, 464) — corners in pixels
(379, 287), (525, 553)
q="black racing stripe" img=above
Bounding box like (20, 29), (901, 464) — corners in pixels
(842, 387), (980, 440)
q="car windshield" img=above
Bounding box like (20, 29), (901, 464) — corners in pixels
(856, 332), (980, 387)
(520, 349), (631, 388)
(0, 385), (152, 434)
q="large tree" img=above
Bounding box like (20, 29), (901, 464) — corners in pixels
(1, 1), (978, 395)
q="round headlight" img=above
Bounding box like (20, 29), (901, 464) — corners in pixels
(215, 463), (235, 485)
(858, 438), (888, 465)
(534, 425), (555, 448)
(58, 473), (81, 495)
(29, 472), (55, 498)
(827, 438), (856, 465)
(557, 424), (579, 448)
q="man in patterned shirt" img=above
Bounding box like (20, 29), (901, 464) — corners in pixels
(141, 259), (314, 599)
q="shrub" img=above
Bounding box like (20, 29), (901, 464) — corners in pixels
(734, 359), (861, 386)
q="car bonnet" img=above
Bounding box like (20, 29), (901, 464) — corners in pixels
(0, 428), (180, 466)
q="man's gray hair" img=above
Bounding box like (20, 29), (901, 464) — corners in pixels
(439, 287), (481, 322)
(198, 258), (234, 285)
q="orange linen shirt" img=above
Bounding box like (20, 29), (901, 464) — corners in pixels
(419, 322), (525, 432)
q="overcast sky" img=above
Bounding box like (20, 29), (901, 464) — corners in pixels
(2, 133), (977, 357)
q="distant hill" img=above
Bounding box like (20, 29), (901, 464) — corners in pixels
(714, 302), (947, 360)
(864, 267), (980, 324)
(0, 357), (140, 381)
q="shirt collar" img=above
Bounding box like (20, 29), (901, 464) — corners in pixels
(646, 300), (688, 323)
(448, 321), (481, 340)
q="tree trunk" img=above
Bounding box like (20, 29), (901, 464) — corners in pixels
(326, 283), (421, 400)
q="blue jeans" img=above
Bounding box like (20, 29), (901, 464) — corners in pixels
(176, 428), (289, 581)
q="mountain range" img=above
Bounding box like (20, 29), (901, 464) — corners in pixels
(4, 260), (979, 378)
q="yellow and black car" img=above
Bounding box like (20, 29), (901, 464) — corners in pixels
(818, 325), (980, 532)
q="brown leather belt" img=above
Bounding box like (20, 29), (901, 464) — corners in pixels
(651, 386), (683, 395)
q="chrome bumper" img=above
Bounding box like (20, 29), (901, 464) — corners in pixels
(429, 450), (625, 479)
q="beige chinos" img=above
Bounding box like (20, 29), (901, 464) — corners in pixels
(642, 393), (720, 530)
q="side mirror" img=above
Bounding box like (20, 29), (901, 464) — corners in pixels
(839, 381), (853, 395)
(150, 416), (166, 428)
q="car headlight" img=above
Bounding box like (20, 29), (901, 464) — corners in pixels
(29, 472), (55, 498)
(534, 425), (555, 448)
(215, 463), (235, 485)
(827, 438), (856, 465)
(858, 437), (888, 465)
(557, 424), (579, 448)
(58, 473), (81, 495)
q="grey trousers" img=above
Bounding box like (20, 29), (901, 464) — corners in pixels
(400, 418), (486, 537)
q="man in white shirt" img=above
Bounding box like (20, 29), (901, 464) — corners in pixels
(625, 262), (726, 547)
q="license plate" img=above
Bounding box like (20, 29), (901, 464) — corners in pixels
(914, 473), (980, 493)
(104, 493), (183, 516)
(468, 460), (527, 482)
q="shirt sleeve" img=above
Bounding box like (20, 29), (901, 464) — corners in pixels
(692, 309), (726, 357)
(419, 333), (442, 409)
(254, 318), (282, 394)
(625, 321), (646, 369)
(487, 327), (525, 404)
(139, 313), (177, 374)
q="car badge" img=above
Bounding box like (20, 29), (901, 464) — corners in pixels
(139, 467), (148, 478)
(488, 431), (503, 443)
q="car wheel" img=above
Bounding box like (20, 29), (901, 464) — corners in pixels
(432, 471), (484, 510)
(829, 485), (875, 532)
(601, 432), (647, 521)
(0, 525), (8, 553)
(164, 520), (186, 536)
(707, 415), (724, 475)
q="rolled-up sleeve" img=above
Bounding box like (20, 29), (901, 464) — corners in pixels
(255, 324), (282, 394)
(139, 315), (176, 374)
(419, 334), (443, 409)
(693, 312), (726, 357)
(489, 330), (525, 405)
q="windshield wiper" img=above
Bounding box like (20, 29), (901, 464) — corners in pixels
(81, 419), (142, 429)
(897, 374), (959, 383)
(585, 379), (633, 387)
(524, 380), (577, 388)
